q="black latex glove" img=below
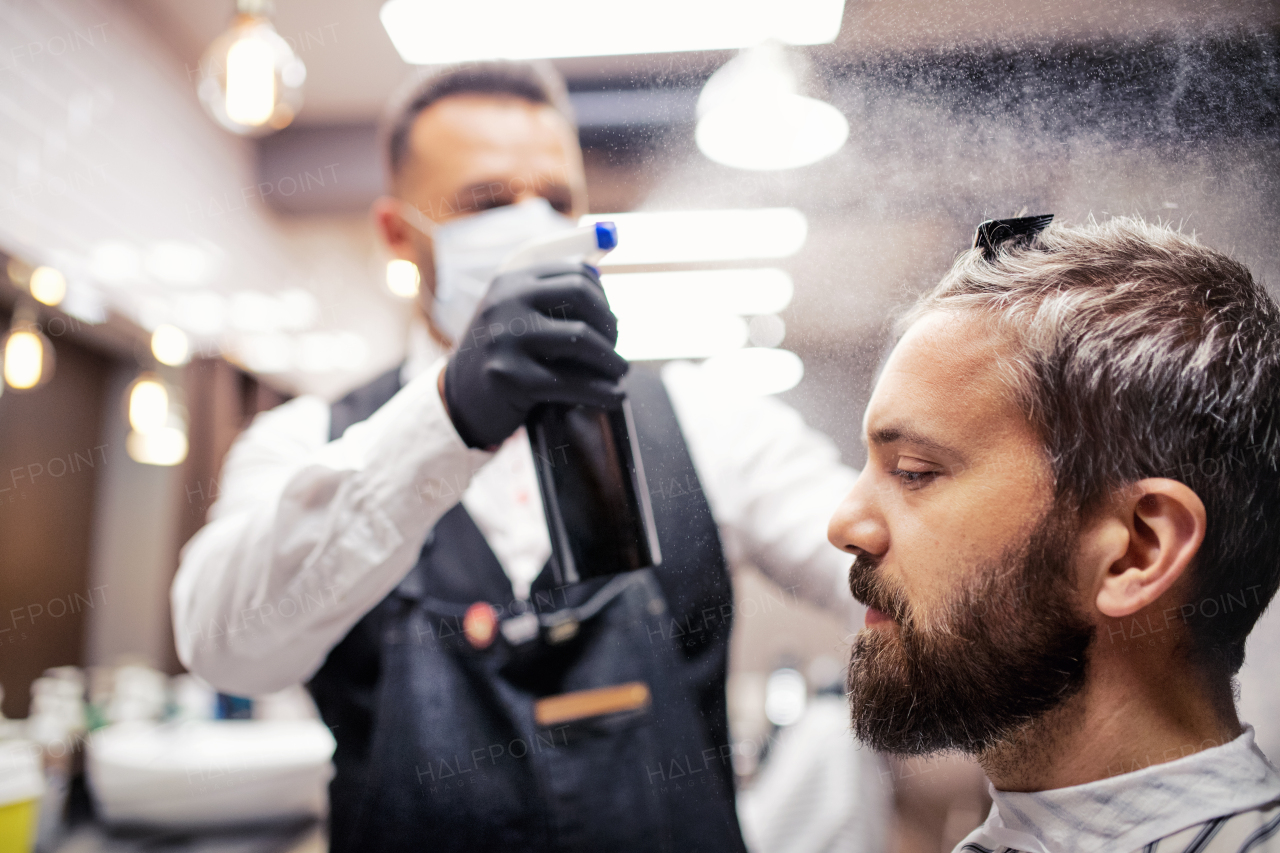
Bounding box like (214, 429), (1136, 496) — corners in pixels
(442, 262), (629, 449)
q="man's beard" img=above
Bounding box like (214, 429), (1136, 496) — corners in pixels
(846, 504), (1094, 756)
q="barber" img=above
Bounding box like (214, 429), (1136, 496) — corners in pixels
(172, 61), (860, 853)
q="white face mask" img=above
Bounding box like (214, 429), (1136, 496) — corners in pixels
(399, 197), (575, 346)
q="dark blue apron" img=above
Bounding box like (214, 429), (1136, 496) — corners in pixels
(308, 365), (745, 853)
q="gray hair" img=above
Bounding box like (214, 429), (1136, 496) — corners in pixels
(904, 216), (1280, 676)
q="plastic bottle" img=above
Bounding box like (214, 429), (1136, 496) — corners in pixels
(497, 222), (661, 585)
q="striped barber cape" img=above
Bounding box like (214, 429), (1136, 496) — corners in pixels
(955, 727), (1280, 853)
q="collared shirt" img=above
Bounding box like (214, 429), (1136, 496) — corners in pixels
(171, 323), (861, 696)
(957, 727), (1280, 853)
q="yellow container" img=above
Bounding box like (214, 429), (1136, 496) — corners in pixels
(0, 741), (42, 853)
(0, 800), (39, 853)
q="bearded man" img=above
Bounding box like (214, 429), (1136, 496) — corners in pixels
(829, 216), (1280, 853)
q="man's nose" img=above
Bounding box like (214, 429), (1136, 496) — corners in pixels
(828, 470), (889, 557)
(512, 176), (554, 207)
(513, 186), (540, 205)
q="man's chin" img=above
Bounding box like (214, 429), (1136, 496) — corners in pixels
(846, 619), (1091, 757)
(845, 631), (949, 756)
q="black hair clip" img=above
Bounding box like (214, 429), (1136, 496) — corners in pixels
(973, 214), (1054, 260)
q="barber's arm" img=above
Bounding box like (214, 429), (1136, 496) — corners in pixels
(172, 262), (625, 696)
(171, 360), (488, 697)
(662, 361), (862, 622)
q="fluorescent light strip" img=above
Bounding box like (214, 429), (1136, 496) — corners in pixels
(380, 0), (845, 64)
(603, 269), (793, 317)
(701, 348), (804, 396)
(615, 314), (748, 362)
(583, 209), (807, 266)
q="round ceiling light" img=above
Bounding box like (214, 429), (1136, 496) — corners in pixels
(696, 95), (849, 171)
(696, 41), (848, 171)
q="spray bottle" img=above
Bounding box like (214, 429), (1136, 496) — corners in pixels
(496, 223), (662, 585)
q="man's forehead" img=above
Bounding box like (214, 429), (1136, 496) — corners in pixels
(410, 96), (572, 167)
(864, 311), (1027, 450)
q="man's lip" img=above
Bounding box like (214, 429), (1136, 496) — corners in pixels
(865, 607), (894, 627)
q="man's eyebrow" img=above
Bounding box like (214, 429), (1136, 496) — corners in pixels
(867, 425), (961, 458)
(456, 182), (516, 202)
(455, 180), (571, 208)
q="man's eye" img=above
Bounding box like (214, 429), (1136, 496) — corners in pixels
(889, 468), (937, 489)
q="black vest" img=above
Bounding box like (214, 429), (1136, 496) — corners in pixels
(307, 365), (746, 853)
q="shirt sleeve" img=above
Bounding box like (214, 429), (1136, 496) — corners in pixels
(171, 358), (492, 696)
(660, 361), (862, 626)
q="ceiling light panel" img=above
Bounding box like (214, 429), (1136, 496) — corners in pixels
(380, 0), (845, 64)
(615, 314), (748, 362)
(602, 269), (793, 317)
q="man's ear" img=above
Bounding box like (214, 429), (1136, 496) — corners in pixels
(1094, 478), (1206, 618)
(371, 196), (417, 260)
(372, 196), (438, 310)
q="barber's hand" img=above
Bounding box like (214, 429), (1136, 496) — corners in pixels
(442, 262), (629, 449)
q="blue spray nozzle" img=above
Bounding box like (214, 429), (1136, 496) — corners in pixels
(594, 221), (618, 251)
(497, 221), (619, 273)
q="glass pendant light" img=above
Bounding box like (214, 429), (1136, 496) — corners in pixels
(197, 0), (306, 136)
(124, 373), (189, 467)
(2, 304), (55, 391)
(28, 266), (67, 307)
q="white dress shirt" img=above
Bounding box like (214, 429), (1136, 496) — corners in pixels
(957, 726), (1280, 853)
(172, 324), (860, 696)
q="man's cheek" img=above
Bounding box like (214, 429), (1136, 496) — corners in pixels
(891, 570), (949, 629)
(921, 538), (999, 612)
